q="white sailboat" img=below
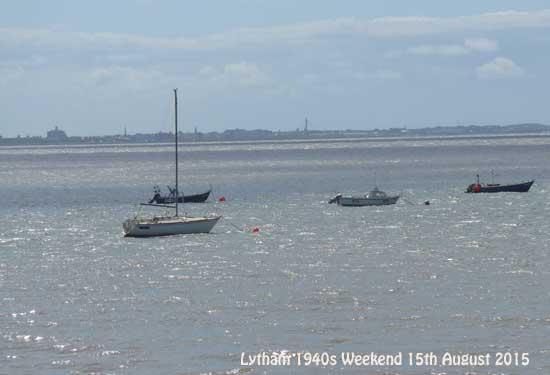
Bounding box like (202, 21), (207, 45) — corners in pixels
(123, 89), (221, 237)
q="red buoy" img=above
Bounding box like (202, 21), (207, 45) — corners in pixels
(218, 196), (226, 202)
(252, 226), (260, 233)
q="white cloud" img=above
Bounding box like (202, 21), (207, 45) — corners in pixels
(198, 65), (216, 76)
(364, 10), (550, 37)
(198, 62), (271, 88)
(223, 62), (270, 87)
(351, 69), (402, 82)
(409, 44), (469, 56)
(0, 55), (49, 86)
(465, 38), (499, 52)
(0, 10), (548, 54)
(90, 66), (168, 88)
(476, 57), (524, 79)
(302, 73), (319, 84)
(374, 70), (402, 80)
(408, 38), (498, 57)
(0, 65), (24, 86)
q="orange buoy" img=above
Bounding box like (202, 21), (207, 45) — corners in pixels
(218, 196), (226, 202)
(252, 226), (260, 233)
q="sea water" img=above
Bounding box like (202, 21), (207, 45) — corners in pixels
(1, 136), (550, 374)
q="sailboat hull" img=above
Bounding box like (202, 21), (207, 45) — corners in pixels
(123, 215), (221, 237)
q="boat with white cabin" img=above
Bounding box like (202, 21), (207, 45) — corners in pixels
(329, 187), (399, 207)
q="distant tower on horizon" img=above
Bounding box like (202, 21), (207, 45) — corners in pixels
(46, 125), (68, 140)
(304, 117), (309, 135)
(124, 126), (127, 137)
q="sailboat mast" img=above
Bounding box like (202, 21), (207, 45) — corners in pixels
(174, 88), (179, 217)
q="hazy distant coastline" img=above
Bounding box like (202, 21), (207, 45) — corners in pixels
(1, 123), (549, 146)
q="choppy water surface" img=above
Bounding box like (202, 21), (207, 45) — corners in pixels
(1, 136), (550, 374)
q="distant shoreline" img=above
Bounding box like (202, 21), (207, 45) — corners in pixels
(1, 123), (549, 146)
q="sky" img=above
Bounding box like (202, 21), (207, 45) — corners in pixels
(1, 0), (550, 137)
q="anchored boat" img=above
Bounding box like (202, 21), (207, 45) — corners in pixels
(466, 174), (534, 193)
(149, 185), (211, 204)
(123, 215), (220, 237)
(329, 187), (400, 206)
(123, 89), (221, 237)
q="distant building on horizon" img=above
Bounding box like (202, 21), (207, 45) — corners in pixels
(46, 126), (68, 141)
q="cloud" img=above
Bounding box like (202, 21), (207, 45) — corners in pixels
(301, 73), (319, 84)
(0, 10), (549, 54)
(408, 44), (470, 56)
(375, 70), (401, 80)
(0, 27), (199, 53)
(198, 62), (271, 88)
(224, 62), (270, 86)
(355, 69), (402, 81)
(364, 10), (550, 37)
(198, 65), (216, 76)
(90, 66), (168, 88)
(0, 55), (50, 86)
(464, 38), (499, 52)
(0, 65), (24, 86)
(476, 57), (524, 79)
(407, 38), (498, 57)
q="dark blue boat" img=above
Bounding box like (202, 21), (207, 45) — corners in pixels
(149, 185), (211, 203)
(466, 174), (534, 193)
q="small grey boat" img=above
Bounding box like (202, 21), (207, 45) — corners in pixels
(329, 187), (399, 207)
